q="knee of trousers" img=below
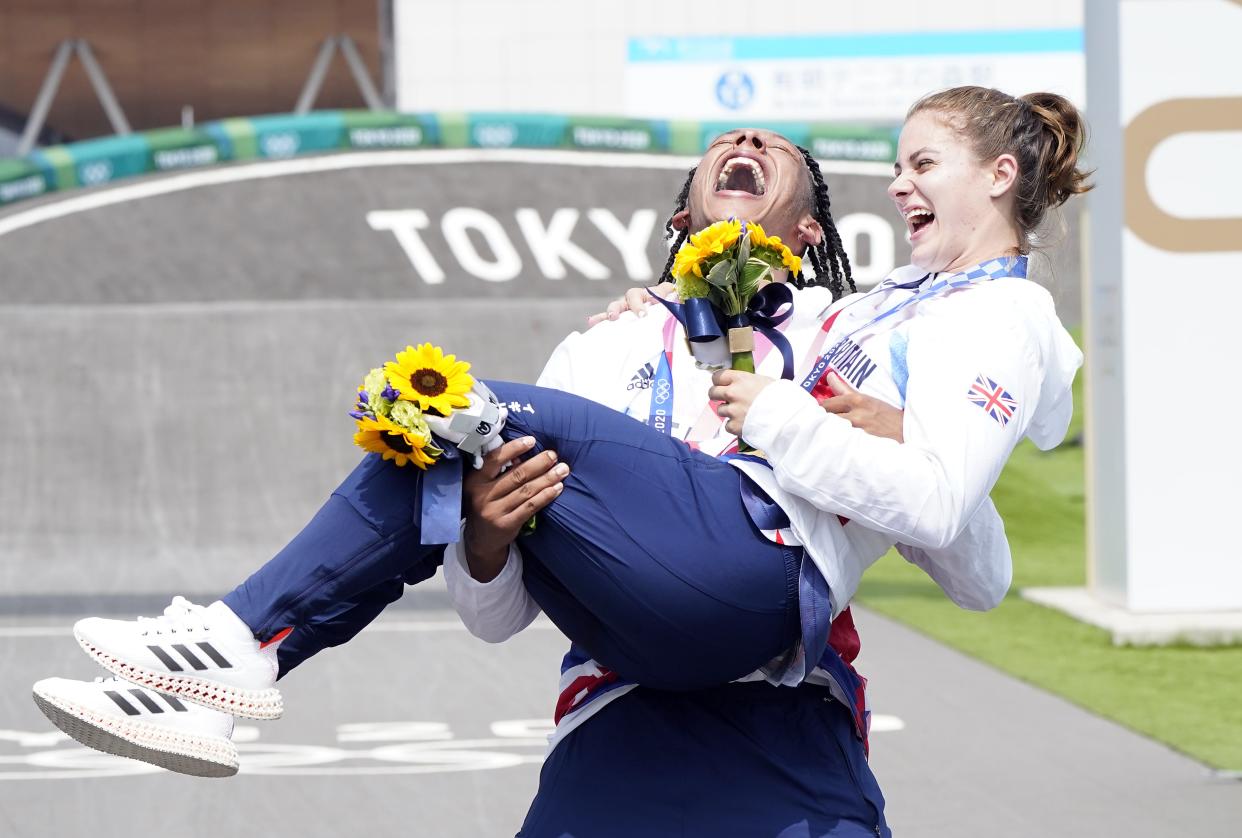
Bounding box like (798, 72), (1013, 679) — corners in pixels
(328, 455), (426, 537)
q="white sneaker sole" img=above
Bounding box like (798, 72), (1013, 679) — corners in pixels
(32, 687), (239, 778)
(74, 631), (283, 720)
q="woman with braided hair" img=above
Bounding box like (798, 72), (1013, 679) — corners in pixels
(661, 147), (853, 298)
(590, 136), (854, 327)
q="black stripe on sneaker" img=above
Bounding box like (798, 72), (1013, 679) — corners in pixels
(147, 645), (184, 672)
(171, 644), (208, 670)
(127, 689), (164, 713)
(104, 690), (141, 716)
(195, 642), (232, 669)
(158, 692), (188, 712)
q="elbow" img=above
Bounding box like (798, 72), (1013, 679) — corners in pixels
(469, 624), (515, 644)
(952, 587), (1007, 612)
(951, 567), (1012, 612)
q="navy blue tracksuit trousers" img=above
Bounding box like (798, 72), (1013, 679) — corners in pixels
(223, 381), (801, 689)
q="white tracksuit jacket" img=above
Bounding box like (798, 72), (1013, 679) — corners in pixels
(444, 265), (1081, 744)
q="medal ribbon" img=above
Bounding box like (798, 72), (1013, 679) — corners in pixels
(799, 255), (1027, 394)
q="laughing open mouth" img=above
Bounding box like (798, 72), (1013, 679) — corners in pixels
(715, 157), (767, 196)
(905, 207), (935, 234)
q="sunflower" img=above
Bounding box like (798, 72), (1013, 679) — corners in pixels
(671, 242), (706, 280)
(746, 221), (774, 250)
(688, 219), (742, 258)
(353, 414), (438, 469)
(385, 343), (474, 416)
(780, 247), (802, 276)
(746, 222), (802, 277)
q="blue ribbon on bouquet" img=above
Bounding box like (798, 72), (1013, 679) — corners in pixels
(680, 297), (724, 343)
(651, 283), (797, 380)
(419, 441), (462, 544)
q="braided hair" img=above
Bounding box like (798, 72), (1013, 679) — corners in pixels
(658, 166), (695, 289)
(796, 145), (854, 300)
(659, 152), (856, 302)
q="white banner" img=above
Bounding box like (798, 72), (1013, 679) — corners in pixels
(625, 31), (1084, 121)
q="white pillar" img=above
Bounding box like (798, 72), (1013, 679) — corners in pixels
(1035, 0), (1242, 643)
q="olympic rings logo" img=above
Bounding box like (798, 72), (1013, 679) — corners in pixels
(654, 380), (671, 404)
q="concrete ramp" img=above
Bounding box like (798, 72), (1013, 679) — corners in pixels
(0, 297), (588, 596)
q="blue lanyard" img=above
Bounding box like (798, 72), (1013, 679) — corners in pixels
(798, 255), (1027, 393)
(647, 346), (674, 435)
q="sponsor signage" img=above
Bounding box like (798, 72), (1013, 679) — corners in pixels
(343, 113), (438, 150)
(625, 30), (1085, 122)
(0, 159), (48, 205)
(146, 128), (223, 171)
(565, 118), (666, 153)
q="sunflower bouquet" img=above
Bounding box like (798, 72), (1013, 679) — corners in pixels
(670, 219), (801, 373)
(349, 343), (475, 469)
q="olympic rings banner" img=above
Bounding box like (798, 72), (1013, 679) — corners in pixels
(0, 110), (898, 208)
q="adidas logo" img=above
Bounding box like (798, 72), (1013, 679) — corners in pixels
(627, 363), (655, 391)
(146, 642), (233, 673)
(105, 686), (190, 716)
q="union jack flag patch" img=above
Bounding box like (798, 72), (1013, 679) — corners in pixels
(967, 374), (1017, 427)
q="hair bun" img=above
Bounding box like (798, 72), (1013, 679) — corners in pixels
(1019, 92), (1093, 207)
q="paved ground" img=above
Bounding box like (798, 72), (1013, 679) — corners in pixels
(2, 591), (1238, 837)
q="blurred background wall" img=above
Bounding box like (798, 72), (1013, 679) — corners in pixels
(0, 0), (382, 142)
(394, 0), (1082, 119)
(0, 1), (1084, 142)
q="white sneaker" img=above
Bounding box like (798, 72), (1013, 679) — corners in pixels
(425, 380), (508, 465)
(32, 676), (239, 778)
(73, 597), (283, 720)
